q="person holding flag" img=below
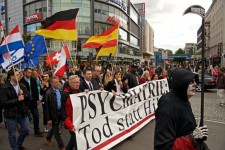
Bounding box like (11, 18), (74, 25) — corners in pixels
(0, 69), (30, 150)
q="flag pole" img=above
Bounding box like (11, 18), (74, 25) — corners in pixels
(29, 59), (43, 82)
(62, 41), (75, 71)
(102, 53), (112, 84)
(0, 25), (21, 88)
(74, 11), (80, 67)
(115, 23), (119, 65)
(46, 47), (53, 72)
(43, 37), (53, 72)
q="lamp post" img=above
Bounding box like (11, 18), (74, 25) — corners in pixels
(183, 5), (205, 126)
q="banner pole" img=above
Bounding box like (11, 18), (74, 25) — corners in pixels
(102, 53), (112, 84)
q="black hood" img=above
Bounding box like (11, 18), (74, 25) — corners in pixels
(171, 68), (198, 101)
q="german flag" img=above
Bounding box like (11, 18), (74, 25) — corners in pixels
(35, 9), (79, 41)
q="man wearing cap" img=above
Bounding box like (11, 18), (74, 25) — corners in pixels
(123, 63), (139, 89)
(154, 68), (209, 150)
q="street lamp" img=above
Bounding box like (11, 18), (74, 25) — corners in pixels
(183, 5), (205, 126)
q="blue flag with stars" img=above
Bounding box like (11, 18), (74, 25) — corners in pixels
(25, 56), (40, 68)
(24, 35), (47, 62)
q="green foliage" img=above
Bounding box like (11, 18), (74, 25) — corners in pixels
(174, 48), (185, 62)
(175, 48), (185, 54)
(167, 50), (173, 55)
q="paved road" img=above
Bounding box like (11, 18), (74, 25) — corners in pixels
(0, 89), (224, 150)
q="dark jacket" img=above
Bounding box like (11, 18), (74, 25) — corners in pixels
(79, 79), (92, 92)
(0, 81), (30, 119)
(105, 79), (128, 93)
(20, 77), (39, 107)
(217, 73), (225, 89)
(91, 77), (101, 90)
(123, 71), (139, 89)
(154, 69), (201, 150)
(44, 87), (67, 123)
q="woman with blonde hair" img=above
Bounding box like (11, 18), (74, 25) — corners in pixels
(139, 70), (150, 84)
(103, 69), (113, 87)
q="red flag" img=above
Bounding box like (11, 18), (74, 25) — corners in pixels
(54, 46), (67, 77)
(46, 45), (70, 66)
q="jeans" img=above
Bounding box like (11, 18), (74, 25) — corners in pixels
(29, 106), (40, 134)
(46, 123), (64, 148)
(66, 131), (77, 150)
(5, 115), (30, 150)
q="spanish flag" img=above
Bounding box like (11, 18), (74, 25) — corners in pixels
(83, 24), (119, 49)
(35, 9), (79, 41)
(97, 24), (119, 58)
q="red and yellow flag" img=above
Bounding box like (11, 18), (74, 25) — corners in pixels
(83, 24), (119, 49)
(35, 9), (79, 41)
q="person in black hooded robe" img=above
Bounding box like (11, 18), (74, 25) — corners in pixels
(154, 68), (209, 150)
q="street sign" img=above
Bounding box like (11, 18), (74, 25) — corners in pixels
(155, 55), (163, 61)
(162, 50), (168, 59)
(167, 54), (191, 59)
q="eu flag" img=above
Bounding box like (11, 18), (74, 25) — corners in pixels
(25, 56), (39, 68)
(24, 35), (47, 62)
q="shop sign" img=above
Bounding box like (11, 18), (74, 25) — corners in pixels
(108, 0), (127, 11)
(25, 13), (43, 23)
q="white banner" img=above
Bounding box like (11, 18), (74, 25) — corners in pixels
(70, 79), (169, 150)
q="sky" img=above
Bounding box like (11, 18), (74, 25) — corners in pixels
(130, 0), (212, 52)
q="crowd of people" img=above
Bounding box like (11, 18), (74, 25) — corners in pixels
(0, 62), (224, 150)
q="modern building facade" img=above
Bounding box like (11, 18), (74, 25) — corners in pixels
(184, 43), (197, 55)
(204, 0), (225, 67)
(133, 3), (154, 64)
(2, 0), (143, 65)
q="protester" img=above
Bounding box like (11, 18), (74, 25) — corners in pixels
(0, 74), (5, 128)
(40, 72), (51, 132)
(154, 65), (162, 76)
(159, 69), (168, 79)
(102, 69), (112, 88)
(139, 70), (150, 84)
(32, 69), (42, 101)
(91, 64), (103, 90)
(79, 67), (94, 92)
(20, 68), (43, 137)
(154, 68), (209, 149)
(149, 66), (155, 78)
(151, 73), (158, 80)
(123, 63), (139, 89)
(44, 76), (66, 150)
(0, 69), (30, 150)
(216, 67), (225, 106)
(63, 75), (81, 150)
(105, 70), (128, 95)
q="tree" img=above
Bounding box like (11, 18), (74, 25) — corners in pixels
(175, 48), (185, 54)
(167, 49), (173, 55)
(174, 48), (185, 63)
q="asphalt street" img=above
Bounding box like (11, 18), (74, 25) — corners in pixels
(0, 89), (224, 150)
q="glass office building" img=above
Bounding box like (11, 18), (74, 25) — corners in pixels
(5, 0), (142, 63)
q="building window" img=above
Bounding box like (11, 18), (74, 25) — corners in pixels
(130, 7), (138, 24)
(130, 35), (138, 46)
(119, 28), (127, 41)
